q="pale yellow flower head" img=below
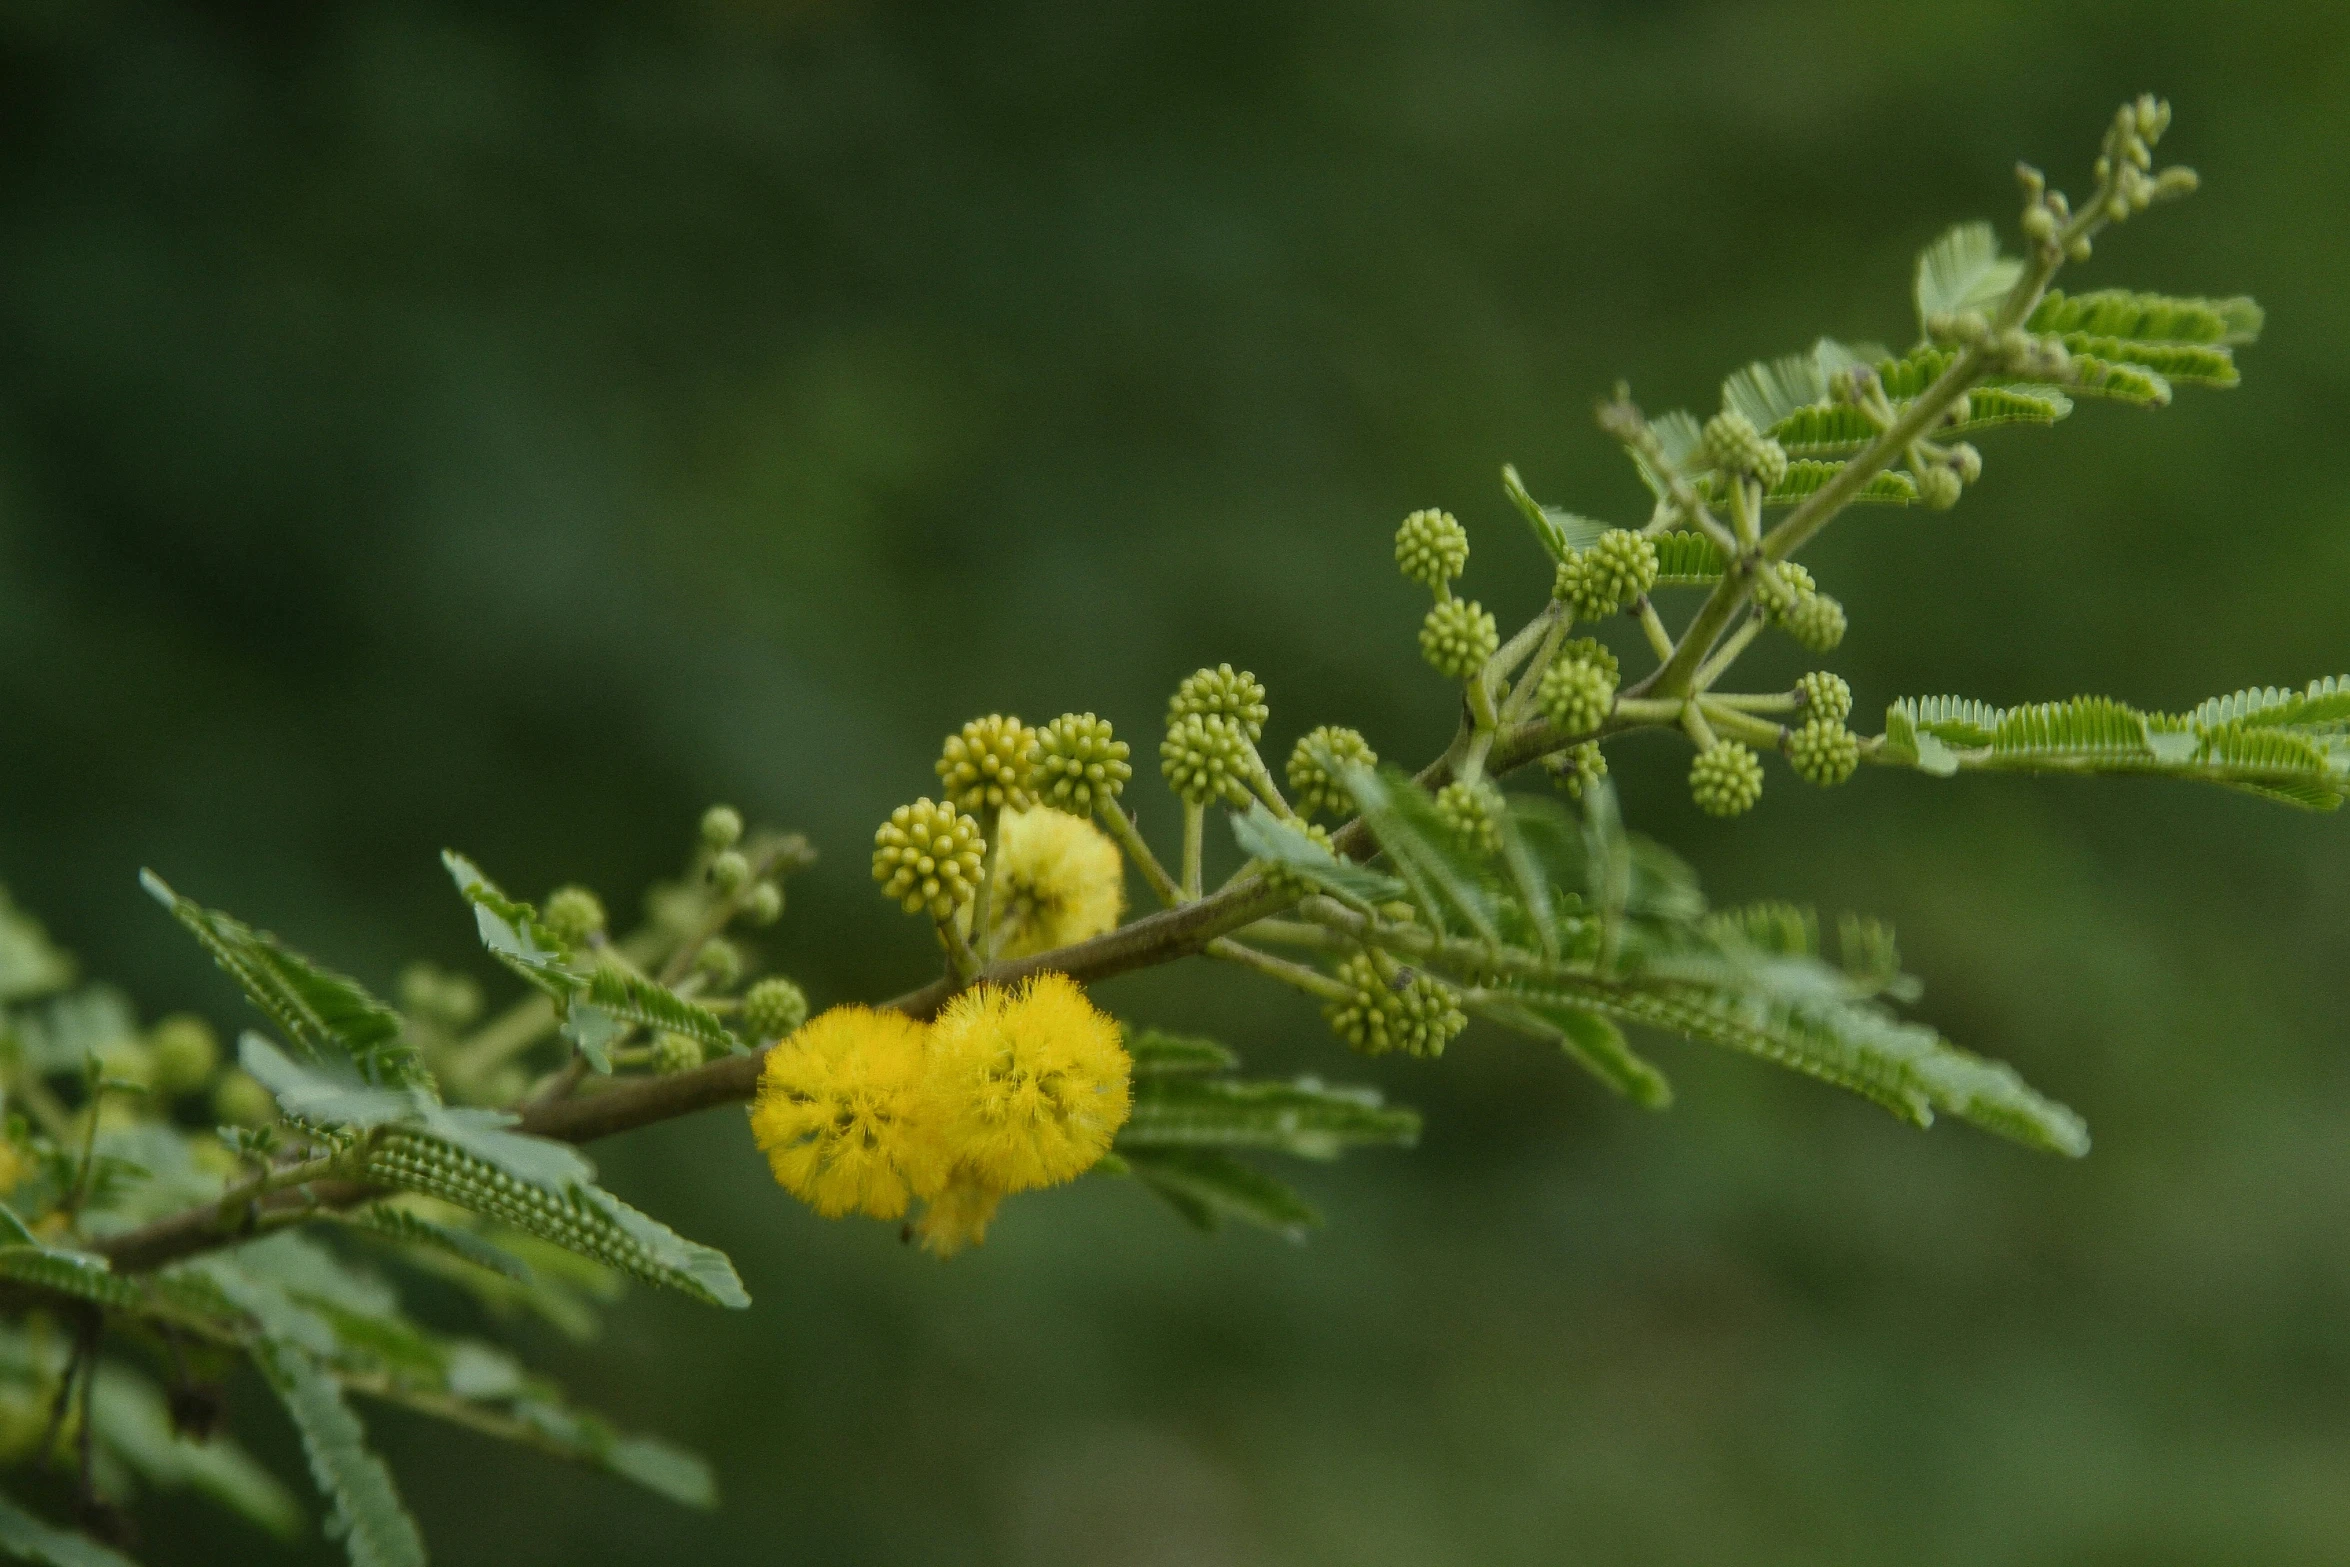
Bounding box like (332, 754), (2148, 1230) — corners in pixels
(926, 973), (1131, 1192)
(911, 1175), (1005, 1258)
(981, 806), (1125, 960)
(749, 1005), (948, 1220)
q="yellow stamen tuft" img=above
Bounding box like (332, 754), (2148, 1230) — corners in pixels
(748, 1006), (948, 1221)
(982, 806), (1125, 959)
(925, 973), (1131, 1193)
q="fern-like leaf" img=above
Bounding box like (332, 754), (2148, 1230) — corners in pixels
(1118, 1147), (1321, 1239)
(1914, 221), (2024, 331)
(2026, 288), (2263, 346)
(251, 1341), (427, 1567)
(0, 1494), (144, 1567)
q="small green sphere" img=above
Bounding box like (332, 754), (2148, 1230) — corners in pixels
(543, 885), (607, 945)
(1160, 713), (1253, 807)
(708, 850), (752, 896)
(1702, 409), (1790, 488)
(1916, 464), (1963, 511)
(213, 1071), (277, 1129)
(1557, 636), (1620, 684)
(700, 805), (745, 852)
(693, 938), (743, 988)
(1032, 712), (1133, 815)
(651, 1032), (704, 1075)
(1538, 656), (1618, 736)
(937, 714), (1037, 814)
(1782, 592), (1848, 654)
(742, 881), (785, 925)
(1168, 665), (1270, 744)
(1556, 530), (1659, 620)
(1544, 740), (1609, 800)
(1432, 779), (1503, 855)
(1419, 598), (1499, 680)
(1787, 719), (1862, 787)
(1393, 508), (1470, 589)
(1286, 725), (1377, 818)
(1796, 671), (1853, 725)
(148, 1014), (220, 1096)
(742, 977), (811, 1041)
(1690, 742), (1766, 818)
(873, 798), (986, 918)
(95, 1038), (156, 1094)
(1321, 953), (1467, 1059)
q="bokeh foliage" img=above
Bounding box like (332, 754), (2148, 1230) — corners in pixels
(2, 0), (2347, 1562)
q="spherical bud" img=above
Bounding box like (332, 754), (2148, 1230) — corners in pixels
(1786, 719), (1862, 787)
(872, 799), (986, 918)
(2066, 236), (2093, 263)
(937, 714), (1036, 814)
(1761, 560), (1815, 613)
(1160, 713), (1253, 807)
(1795, 670), (1853, 725)
(1544, 740), (1609, 800)
(742, 977), (811, 1042)
(1538, 656), (1617, 736)
(742, 881), (785, 925)
(651, 1032), (704, 1075)
(1261, 821), (1336, 902)
(95, 1039), (156, 1094)
(1558, 636), (1621, 683)
(1782, 592), (1847, 654)
(1031, 712), (1133, 815)
(213, 1071), (277, 1128)
(542, 886), (606, 945)
(148, 1014), (220, 1096)
(1702, 410), (1789, 487)
(1689, 742), (1766, 818)
(1432, 779), (1503, 855)
(693, 937), (742, 988)
(1916, 464), (1963, 511)
(1556, 531), (1659, 621)
(2021, 206), (2057, 243)
(1393, 508), (1470, 589)
(1286, 725), (1377, 818)
(1169, 664), (1270, 744)
(1322, 954), (1467, 1059)
(1947, 443), (1983, 485)
(700, 805), (745, 852)
(1419, 598), (1499, 679)
(708, 850), (752, 896)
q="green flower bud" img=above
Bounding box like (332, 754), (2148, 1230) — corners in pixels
(1432, 779), (1503, 855)
(95, 1039), (156, 1094)
(708, 850), (752, 896)
(1782, 592), (1847, 654)
(693, 937), (742, 988)
(1261, 821), (1336, 902)
(1555, 530), (1659, 620)
(652, 1032), (704, 1075)
(1702, 409), (1790, 488)
(1544, 740), (1609, 799)
(1286, 725), (1377, 819)
(1032, 712), (1133, 815)
(1690, 742), (1766, 818)
(1419, 598), (1499, 679)
(1916, 464), (1962, 511)
(2020, 205), (2057, 243)
(148, 1014), (220, 1096)
(213, 1071), (277, 1128)
(742, 881), (784, 925)
(1322, 954), (1466, 1059)
(1948, 442), (1983, 485)
(398, 963), (481, 1027)
(1795, 670), (1853, 725)
(1393, 507), (1470, 589)
(1538, 656), (1618, 736)
(1160, 713), (1253, 807)
(1786, 719), (1862, 787)
(873, 799), (986, 918)
(2065, 235), (2093, 264)
(742, 977), (810, 1041)
(937, 714), (1036, 814)
(1557, 636), (1620, 683)
(1169, 664), (1269, 744)
(543, 885), (607, 945)
(700, 805), (745, 852)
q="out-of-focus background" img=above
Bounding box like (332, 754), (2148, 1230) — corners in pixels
(3, 1), (2347, 1562)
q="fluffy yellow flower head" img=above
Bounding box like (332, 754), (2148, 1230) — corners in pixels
(980, 806), (1125, 960)
(749, 1005), (948, 1220)
(926, 973), (1131, 1192)
(910, 1175), (1005, 1259)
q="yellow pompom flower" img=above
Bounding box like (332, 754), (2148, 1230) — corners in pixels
(980, 806), (1126, 960)
(911, 1176), (1006, 1258)
(749, 1005), (948, 1220)
(926, 973), (1131, 1193)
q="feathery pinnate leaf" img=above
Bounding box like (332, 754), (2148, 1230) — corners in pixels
(0, 1494), (144, 1567)
(251, 1340), (427, 1567)
(1119, 1148), (1321, 1240)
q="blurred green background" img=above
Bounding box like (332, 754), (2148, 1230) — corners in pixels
(4, 0), (2348, 1561)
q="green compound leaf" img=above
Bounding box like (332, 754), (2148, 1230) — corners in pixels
(0, 1247), (143, 1312)
(579, 967), (739, 1061)
(1500, 463), (1613, 563)
(498, 1393), (716, 1509)
(1126, 1028), (1241, 1076)
(441, 852), (577, 999)
(1651, 530), (1729, 586)
(2056, 333), (2236, 387)
(1120, 1078), (1421, 1160)
(1231, 802), (1406, 907)
(1336, 763), (1503, 943)
(140, 873), (428, 1091)
(334, 1203), (534, 1283)
(251, 1340), (427, 1567)
(2026, 288), (2264, 346)
(1469, 991), (1671, 1108)
(0, 1493), (144, 1567)
(1914, 220), (2024, 332)
(92, 1362), (305, 1540)
(1119, 1147), (1321, 1240)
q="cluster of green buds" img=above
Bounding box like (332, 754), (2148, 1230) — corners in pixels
(1701, 409), (1790, 492)
(1759, 562), (1847, 653)
(740, 976), (810, 1041)
(1545, 740), (1608, 800)
(937, 714), (1036, 815)
(1030, 712), (1131, 815)
(1433, 779), (1503, 855)
(1287, 725), (1376, 818)
(695, 804), (786, 924)
(1689, 740), (1768, 818)
(2017, 95), (2193, 267)
(873, 798), (986, 917)
(1322, 953), (1467, 1059)
(1537, 637), (1620, 736)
